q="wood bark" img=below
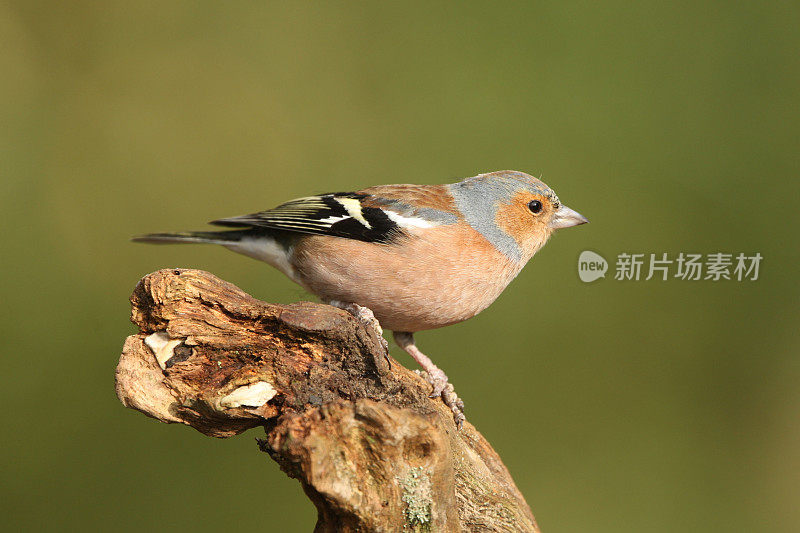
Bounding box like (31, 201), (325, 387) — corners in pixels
(115, 268), (540, 532)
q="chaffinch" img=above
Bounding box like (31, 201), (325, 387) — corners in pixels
(134, 170), (588, 425)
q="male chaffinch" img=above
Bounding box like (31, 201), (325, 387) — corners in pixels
(134, 170), (588, 425)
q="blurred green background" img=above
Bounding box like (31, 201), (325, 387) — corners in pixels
(2, 1), (798, 531)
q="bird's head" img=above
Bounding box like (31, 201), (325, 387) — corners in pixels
(449, 170), (588, 263)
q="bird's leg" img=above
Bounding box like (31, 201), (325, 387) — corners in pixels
(393, 331), (465, 428)
(328, 300), (390, 357)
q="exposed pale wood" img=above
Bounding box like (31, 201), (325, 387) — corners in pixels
(115, 268), (539, 532)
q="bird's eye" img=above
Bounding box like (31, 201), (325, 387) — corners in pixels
(528, 200), (543, 214)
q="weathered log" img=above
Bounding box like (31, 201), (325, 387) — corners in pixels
(115, 268), (539, 532)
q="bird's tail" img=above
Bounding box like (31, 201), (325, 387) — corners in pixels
(131, 229), (255, 245)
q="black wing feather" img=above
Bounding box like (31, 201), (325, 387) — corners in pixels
(209, 193), (403, 243)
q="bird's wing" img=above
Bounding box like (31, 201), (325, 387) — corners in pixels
(210, 186), (460, 244)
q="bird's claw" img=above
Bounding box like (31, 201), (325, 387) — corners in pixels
(426, 366), (449, 397)
(331, 301), (389, 356)
(418, 369), (466, 428)
(355, 308), (390, 356)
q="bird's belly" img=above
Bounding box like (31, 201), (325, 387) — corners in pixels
(290, 233), (522, 332)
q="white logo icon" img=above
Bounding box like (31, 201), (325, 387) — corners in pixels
(578, 251), (607, 282)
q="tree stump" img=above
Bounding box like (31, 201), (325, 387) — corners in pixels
(115, 268), (540, 532)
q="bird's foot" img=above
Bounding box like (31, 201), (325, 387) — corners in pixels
(395, 331), (465, 428)
(416, 369), (466, 429)
(328, 301), (390, 356)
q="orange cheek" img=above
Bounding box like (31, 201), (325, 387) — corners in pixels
(495, 193), (550, 254)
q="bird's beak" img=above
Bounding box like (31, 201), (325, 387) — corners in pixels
(549, 204), (589, 229)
